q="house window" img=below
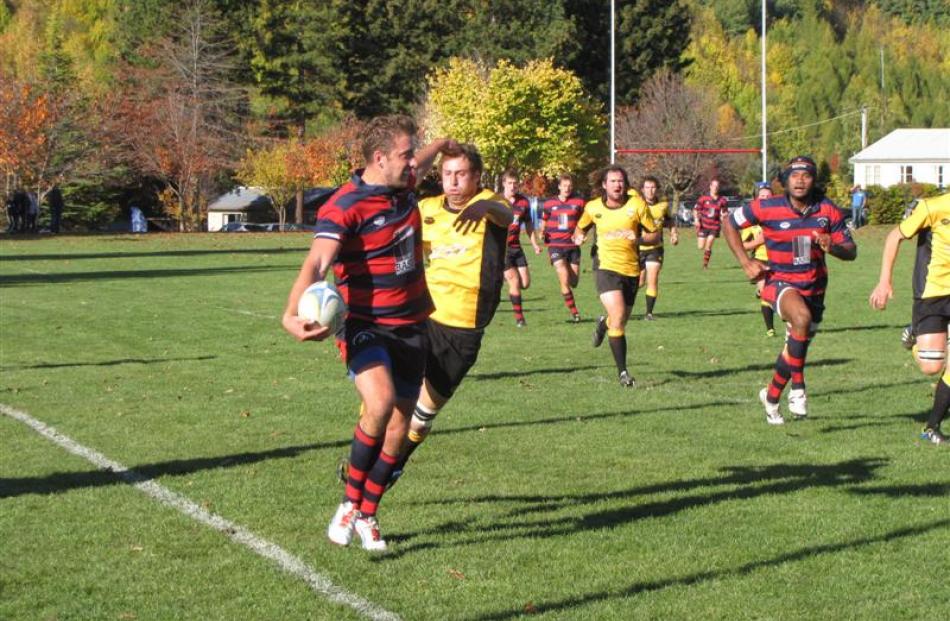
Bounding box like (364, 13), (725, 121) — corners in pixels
(866, 165), (880, 186)
(938, 165), (944, 188)
(901, 165), (914, 183)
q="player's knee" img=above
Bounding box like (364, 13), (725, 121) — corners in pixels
(607, 327), (625, 338)
(915, 349), (945, 375)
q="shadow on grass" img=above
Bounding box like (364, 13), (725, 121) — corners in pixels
(0, 246), (306, 262)
(670, 357), (852, 380)
(465, 517), (950, 620)
(648, 308), (751, 319)
(469, 364), (606, 381)
(0, 440), (348, 499)
(849, 483), (950, 498)
(0, 398), (741, 499)
(0, 264), (290, 287)
(1, 355), (216, 371)
(819, 323), (905, 334)
(381, 458), (888, 559)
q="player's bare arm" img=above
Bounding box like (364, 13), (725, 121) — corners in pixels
(869, 227), (906, 310)
(282, 237), (342, 341)
(814, 231), (857, 261)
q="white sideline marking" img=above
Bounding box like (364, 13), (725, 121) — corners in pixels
(1, 404), (400, 621)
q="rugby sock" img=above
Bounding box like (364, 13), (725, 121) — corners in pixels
(393, 403), (438, 473)
(787, 331), (810, 390)
(608, 328), (627, 374)
(645, 288), (657, 315)
(926, 372), (950, 431)
(510, 294), (525, 322)
(563, 291), (579, 317)
(703, 249), (711, 267)
(359, 451), (399, 517)
(344, 424), (381, 505)
(760, 302), (775, 331)
(766, 350), (793, 404)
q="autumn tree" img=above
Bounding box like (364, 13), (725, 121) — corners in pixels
(106, 0), (245, 231)
(616, 70), (747, 204)
(425, 57), (604, 185)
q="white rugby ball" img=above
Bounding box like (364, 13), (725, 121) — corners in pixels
(297, 281), (345, 334)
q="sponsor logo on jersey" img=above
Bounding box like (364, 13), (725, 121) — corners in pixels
(779, 221), (791, 229)
(373, 215), (386, 227)
(429, 243), (469, 259)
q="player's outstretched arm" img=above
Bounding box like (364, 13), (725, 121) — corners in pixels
(869, 227), (905, 310)
(282, 237), (342, 341)
(723, 219), (766, 281)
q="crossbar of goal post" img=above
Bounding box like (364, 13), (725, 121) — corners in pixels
(616, 148), (761, 154)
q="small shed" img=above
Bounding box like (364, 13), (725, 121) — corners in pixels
(849, 129), (949, 189)
(206, 187), (274, 231)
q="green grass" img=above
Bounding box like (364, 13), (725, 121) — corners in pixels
(1, 229), (947, 621)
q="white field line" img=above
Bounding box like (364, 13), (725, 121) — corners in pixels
(1, 404), (400, 621)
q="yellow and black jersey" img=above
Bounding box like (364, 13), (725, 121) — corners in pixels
(899, 192), (950, 299)
(579, 193), (646, 277)
(419, 189), (510, 329)
(741, 224), (769, 262)
(638, 200), (669, 251)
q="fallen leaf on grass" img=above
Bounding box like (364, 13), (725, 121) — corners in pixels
(523, 602), (537, 614)
(240, 410), (251, 418)
(448, 568), (465, 580)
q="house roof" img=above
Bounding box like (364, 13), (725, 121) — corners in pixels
(850, 129), (950, 164)
(207, 187), (273, 212)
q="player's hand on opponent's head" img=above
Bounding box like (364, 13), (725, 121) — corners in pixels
(282, 313), (332, 341)
(868, 283), (893, 311)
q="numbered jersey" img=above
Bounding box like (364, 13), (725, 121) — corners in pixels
(694, 195), (727, 230)
(542, 195), (585, 248)
(730, 195), (852, 297)
(419, 189), (509, 329)
(315, 170), (433, 325)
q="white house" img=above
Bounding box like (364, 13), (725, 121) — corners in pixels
(849, 128), (949, 189)
(206, 186), (273, 231)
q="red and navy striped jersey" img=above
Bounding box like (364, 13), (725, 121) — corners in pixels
(694, 195), (727, 229)
(730, 195), (852, 297)
(541, 195), (585, 248)
(506, 193), (531, 249)
(315, 171), (434, 326)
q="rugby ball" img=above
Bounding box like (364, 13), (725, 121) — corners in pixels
(297, 281), (345, 334)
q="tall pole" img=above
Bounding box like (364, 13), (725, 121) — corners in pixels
(861, 105), (868, 149)
(760, 0), (767, 182)
(610, 0), (616, 163)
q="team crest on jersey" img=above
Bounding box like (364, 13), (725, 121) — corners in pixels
(373, 215), (386, 227)
(595, 213), (602, 219)
(779, 221), (791, 229)
(817, 217), (829, 228)
(942, 218), (950, 226)
(424, 217), (435, 224)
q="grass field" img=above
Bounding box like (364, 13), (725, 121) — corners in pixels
(1, 228), (947, 620)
